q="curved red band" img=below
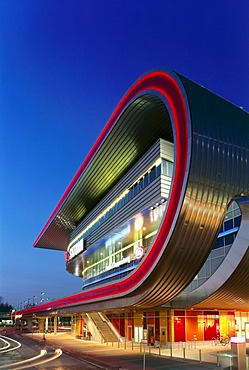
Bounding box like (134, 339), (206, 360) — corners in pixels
(32, 71), (189, 310)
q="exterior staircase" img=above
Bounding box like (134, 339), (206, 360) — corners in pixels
(88, 312), (120, 342)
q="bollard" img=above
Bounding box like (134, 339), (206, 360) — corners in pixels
(231, 338), (247, 370)
(112, 341), (113, 347)
(132, 339), (134, 351)
(118, 339), (120, 348)
(149, 343), (151, 354)
(183, 347), (185, 359)
(199, 349), (202, 363)
(143, 343), (146, 370)
(140, 341), (142, 352)
(216, 352), (219, 367)
(124, 339), (126, 349)
(159, 343), (161, 356)
(170, 345), (173, 357)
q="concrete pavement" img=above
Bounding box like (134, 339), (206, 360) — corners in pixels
(22, 331), (242, 370)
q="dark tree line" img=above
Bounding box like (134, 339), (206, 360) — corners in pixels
(0, 296), (13, 312)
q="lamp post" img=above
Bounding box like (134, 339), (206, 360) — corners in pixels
(11, 309), (15, 326)
(40, 292), (45, 303)
(33, 296), (36, 306)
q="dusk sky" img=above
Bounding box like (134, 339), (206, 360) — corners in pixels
(0, 0), (248, 308)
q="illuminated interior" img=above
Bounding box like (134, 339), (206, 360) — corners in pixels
(82, 202), (167, 289)
(67, 157), (169, 251)
(66, 139), (174, 287)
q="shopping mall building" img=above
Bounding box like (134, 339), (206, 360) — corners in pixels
(18, 69), (249, 345)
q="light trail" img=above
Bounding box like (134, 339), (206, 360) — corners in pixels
(10, 349), (63, 369)
(0, 334), (62, 369)
(0, 336), (11, 351)
(0, 349), (47, 369)
(0, 335), (21, 353)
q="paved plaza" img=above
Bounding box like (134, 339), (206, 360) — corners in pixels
(22, 331), (248, 370)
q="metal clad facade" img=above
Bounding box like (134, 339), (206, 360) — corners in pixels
(30, 70), (248, 313)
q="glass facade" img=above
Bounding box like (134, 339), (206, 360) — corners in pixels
(77, 149), (174, 289)
(82, 202), (167, 289)
(66, 141), (174, 288)
(185, 201), (241, 292)
(58, 308), (249, 344)
(67, 152), (242, 294)
(68, 158), (172, 257)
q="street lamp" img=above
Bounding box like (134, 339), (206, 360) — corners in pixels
(33, 296), (36, 305)
(40, 292), (45, 303)
(11, 309), (15, 326)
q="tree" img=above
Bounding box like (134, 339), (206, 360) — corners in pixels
(0, 296), (13, 313)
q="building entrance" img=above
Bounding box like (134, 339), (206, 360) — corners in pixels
(148, 325), (155, 345)
(134, 326), (143, 342)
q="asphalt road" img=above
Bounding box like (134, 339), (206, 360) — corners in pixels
(1, 329), (248, 370)
(0, 331), (100, 369)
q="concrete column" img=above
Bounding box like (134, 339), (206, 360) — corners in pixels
(38, 318), (45, 333)
(27, 318), (33, 332)
(53, 315), (57, 335)
(169, 309), (174, 343)
(45, 317), (49, 333)
(74, 314), (82, 336)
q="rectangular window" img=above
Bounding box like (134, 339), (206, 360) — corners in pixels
(234, 215), (241, 228)
(225, 233), (235, 245)
(213, 237), (224, 249)
(143, 173), (149, 187)
(156, 164), (161, 176)
(167, 161), (173, 176)
(150, 166), (157, 182)
(133, 183), (139, 196)
(224, 219), (233, 231)
(161, 159), (173, 176)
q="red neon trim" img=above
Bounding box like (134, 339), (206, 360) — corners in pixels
(30, 71), (189, 310)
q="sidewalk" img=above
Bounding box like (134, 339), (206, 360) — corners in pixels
(24, 332), (239, 370)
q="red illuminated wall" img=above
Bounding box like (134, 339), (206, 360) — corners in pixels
(186, 310), (202, 341)
(174, 310), (186, 342)
(108, 313), (125, 337)
(203, 311), (219, 340)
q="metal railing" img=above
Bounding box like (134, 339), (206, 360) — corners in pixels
(102, 339), (249, 369)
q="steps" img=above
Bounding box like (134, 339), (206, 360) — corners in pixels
(88, 312), (119, 343)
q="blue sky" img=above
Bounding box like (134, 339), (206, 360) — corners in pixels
(0, 0), (248, 308)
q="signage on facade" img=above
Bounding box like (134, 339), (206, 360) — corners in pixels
(105, 256), (131, 270)
(66, 239), (84, 261)
(135, 246), (144, 260)
(230, 336), (246, 343)
(245, 322), (249, 343)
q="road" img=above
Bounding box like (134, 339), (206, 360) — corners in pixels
(1, 328), (248, 370)
(0, 330), (100, 369)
